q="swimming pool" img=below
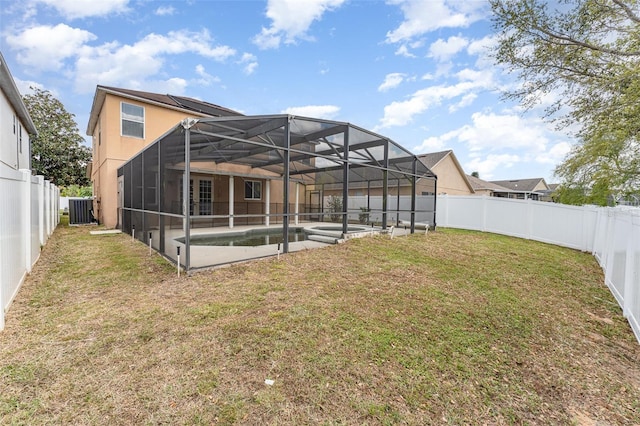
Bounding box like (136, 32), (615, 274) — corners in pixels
(177, 228), (307, 247)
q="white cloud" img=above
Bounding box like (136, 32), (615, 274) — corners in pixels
(35, 0), (129, 19)
(415, 111), (571, 179)
(281, 105), (340, 119)
(377, 78), (491, 128)
(385, 0), (484, 44)
(13, 78), (47, 96)
(453, 112), (550, 152)
(428, 35), (468, 62)
(394, 39), (425, 57)
(467, 34), (497, 56)
(253, 0), (346, 49)
(378, 73), (406, 92)
(194, 64), (221, 86)
(448, 93), (477, 112)
(155, 5), (176, 16)
(536, 141), (572, 165)
(6, 23), (96, 71)
(465, 154), (522, 179)
(238, 53), (258, 75)
(395, 44), (416, 58)
(415, 135), (447, 152)
(455, 67), (494, 87)
(73, 29), (236, 93)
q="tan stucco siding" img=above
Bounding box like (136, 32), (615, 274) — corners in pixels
(92, 94), (202, 228)
(532, 180), (549, 191)
(431, 156), (472, 195)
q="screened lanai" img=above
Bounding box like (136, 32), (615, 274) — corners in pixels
(118, 115), (437, 271)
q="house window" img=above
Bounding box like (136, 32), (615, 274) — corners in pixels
(244, 180), (262, 200)
(121, 102), (144, 138)
(19, 124), (23, 153)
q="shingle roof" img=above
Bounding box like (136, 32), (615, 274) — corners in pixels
(99, 86), (242, 117)
(489, 178), (547, 192)
(86, 85), (243, 135)
(466, 174), (511, 191)
(417, 150), (451, 168)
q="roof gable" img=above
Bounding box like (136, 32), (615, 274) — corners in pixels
(0, 52), (37, 135)
(86, 85), (242, 135)
(418, 150), (451, 169)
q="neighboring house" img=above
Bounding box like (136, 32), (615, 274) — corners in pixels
(466, 174), (511, 197)
(0, 52), (36, 173)
(539, 183), (559, 202)
(86, 85), (244, 228)
(489, 178), (550, 200)
(418, 150), (474, 196)
(323, 149), (471, 198)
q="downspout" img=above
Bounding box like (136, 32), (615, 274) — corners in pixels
(433, 175), (438, 229)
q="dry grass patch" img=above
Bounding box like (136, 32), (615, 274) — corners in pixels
(1, 221), (639, 425)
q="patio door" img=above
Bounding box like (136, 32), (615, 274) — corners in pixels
(309, 191), (321, 221)
(199, 179), (212, 215)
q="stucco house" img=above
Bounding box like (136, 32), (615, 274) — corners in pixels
(466, 175), (551, 200)
(86, 85), (247, 228)
(1, 52), (36, 173)
(466, 174), (511, 196)
(87, 86), (431, 231)
(417, 150), (474, 196)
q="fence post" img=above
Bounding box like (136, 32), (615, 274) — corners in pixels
(440, 194), (448, 227)
(480, 196), (485, 232)
(526, 198), (533, 240)
(623, 213), (638, 319)
(44, 180), (50, 237)
(36, 176), (44, 246)
(20, 170), (32, 274)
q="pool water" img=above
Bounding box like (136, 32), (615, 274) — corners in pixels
(183, 228), (307, 247)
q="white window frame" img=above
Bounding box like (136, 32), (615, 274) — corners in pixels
(121, 102), (145, 138)
(244, 180), (262, 200)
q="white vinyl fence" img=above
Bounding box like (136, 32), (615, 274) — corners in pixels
(0, 168), (59, 330)
(437, 195), (640, 344)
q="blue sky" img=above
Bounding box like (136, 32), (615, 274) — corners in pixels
(0, 0), (573, 182)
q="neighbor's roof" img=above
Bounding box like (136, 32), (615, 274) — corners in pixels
(489, 178), (548, 192)
(417, 150), (451, 169)
(466, 174), (511, 192)
(0, 51), (37, 135)
(86, 85), (243, 135)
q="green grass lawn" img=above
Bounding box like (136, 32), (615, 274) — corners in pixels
(1, 219), (639, 425)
